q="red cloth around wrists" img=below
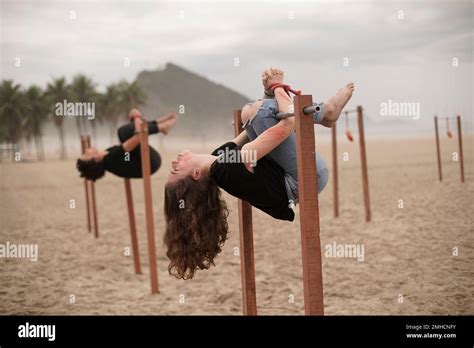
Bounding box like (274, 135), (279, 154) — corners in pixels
(268, 83), (302, 97)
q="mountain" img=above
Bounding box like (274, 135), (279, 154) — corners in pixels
(135, 63), (251, 140)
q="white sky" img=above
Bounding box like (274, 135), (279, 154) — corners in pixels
(1, 0), (473, 135)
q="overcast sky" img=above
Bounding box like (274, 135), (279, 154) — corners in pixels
(1, 0), (472, 135)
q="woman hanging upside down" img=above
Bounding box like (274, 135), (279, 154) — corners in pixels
(164, 68), (354, 279)
(76, 109), (177, 180)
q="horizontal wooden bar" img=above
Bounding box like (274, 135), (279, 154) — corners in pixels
(437, 117), (457, 120)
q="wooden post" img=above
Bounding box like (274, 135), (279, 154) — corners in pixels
(124, 178), (142, 275)
(331, 123), (339, 218)
(357, 106), (371, 223)
(80, 136), (92, 233)
(135, 118), (159, 294)
(456, 115), (465, 183)
(233, 110), (257, 316)
(434, 116), (443, 182)
(90, 182), (99, 238)
(294, 95), (324, 315)
(86, 135), (99, 238)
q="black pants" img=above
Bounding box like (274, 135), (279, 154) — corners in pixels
(117, 121), (161, 174)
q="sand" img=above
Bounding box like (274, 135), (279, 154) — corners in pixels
(0, 135), (473, 315)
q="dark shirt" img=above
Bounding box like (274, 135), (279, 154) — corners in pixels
(103, 145), (161, 178)
(210, 142), (294, 221)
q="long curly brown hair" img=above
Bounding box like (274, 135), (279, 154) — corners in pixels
(76, 158), (106, 181)
(164, 176), (229, 280)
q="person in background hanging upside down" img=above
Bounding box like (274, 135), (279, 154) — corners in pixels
(76, 109), (177, 181)
(164, 68), (354, 279)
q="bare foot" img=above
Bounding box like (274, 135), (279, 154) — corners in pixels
(323, 82), (355, 122)
(129, 108), (144, 121)
(262, 67), (285, 90)
(158, 114), (177, 135)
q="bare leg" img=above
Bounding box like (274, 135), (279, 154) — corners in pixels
(322, 82), (354, 123)
(157, 114), (177, 135)
(156, 112), (176, 124)
(320, 119), (335, 128)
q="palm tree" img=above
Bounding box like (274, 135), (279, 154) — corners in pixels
(0, 80), (27, 161)
(98, 83), (121, 143)
(117, 80), (146, 120)
(71, 74), (98, 141)
(46, 77), (70, 160)
(24, 85), (49, 161)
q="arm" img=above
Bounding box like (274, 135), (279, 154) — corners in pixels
(122, 134), (141, 153)
(232, 130), (250, 148)
(240, 87), (295, 172)
(274, 86), (293, 113)
(240, 118), (294, 171)
(122, 112), (144, 153)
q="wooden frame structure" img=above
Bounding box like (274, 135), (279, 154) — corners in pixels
(434, 115), (465, 183)
(79, 119), (159, 294)
(331, 106), (371, 222)
(234, 94), (324, 315)
(80, 135), (99, 238)
(132, 117), (160, 294)
(233, 110), (258, 316)
(124, 178), (142, 275)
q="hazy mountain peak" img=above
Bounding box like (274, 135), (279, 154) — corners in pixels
(136, 63), (251, 138)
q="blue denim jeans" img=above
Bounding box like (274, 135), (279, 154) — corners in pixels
(243, 99), (329, 206)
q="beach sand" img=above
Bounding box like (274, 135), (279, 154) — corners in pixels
(1, 135), (473, 315)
